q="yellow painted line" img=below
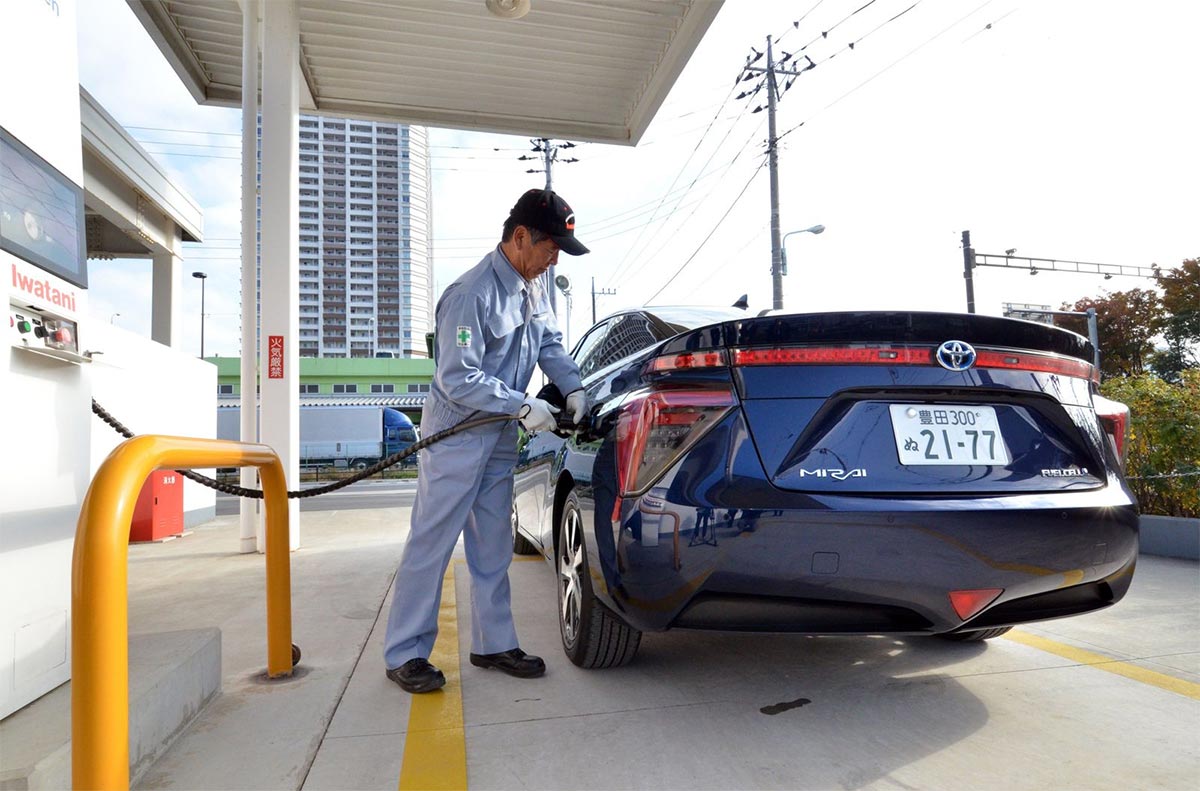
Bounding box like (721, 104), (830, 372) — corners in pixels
(1006, 630), (1200, 701)
(398, 566), (468, 791)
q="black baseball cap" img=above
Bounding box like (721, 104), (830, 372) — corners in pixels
(509, 189), (590, 256)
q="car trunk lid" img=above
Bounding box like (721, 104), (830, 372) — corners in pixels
(711, 311), (1109, 495)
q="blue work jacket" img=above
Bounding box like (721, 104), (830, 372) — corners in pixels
(428, 245), (582, 422)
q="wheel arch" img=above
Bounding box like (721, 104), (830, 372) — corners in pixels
(551, 471), (576, 561)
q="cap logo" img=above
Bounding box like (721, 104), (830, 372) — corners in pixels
(564, 213), (575, 231)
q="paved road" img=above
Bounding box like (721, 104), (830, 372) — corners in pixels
(120, 510), (1200, 791)
(215, 479), (417, 514)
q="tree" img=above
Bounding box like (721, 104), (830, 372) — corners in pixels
(1155, 258), (1200, 340)
(1151, 258), (1200, 381)
(1060, 289), (1164, 379)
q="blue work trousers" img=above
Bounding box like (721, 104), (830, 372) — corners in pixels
(383, 409), (520, 668)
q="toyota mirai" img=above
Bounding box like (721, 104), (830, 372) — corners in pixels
(512, 308), (1137, 668)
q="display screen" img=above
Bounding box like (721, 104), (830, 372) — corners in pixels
(0, 127), (87, 288)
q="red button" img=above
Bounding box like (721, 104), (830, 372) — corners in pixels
(53, 328), (73, 345)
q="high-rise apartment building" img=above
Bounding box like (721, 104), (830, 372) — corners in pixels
(290, 116), (433, 358)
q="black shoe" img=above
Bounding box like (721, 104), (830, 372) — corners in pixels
(386, 658), (446, 693)
(468, 648), (546, 679)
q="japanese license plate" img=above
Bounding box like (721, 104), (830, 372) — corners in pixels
(888, 404), (1011, 466)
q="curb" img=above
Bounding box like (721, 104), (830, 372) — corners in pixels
(1140, 515), (1200, 561)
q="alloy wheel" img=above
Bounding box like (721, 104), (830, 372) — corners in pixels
(558, 504), (583, 646)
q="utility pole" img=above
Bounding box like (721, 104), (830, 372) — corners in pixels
(741, 37), (810, 310)
(518, 138), (580, 315)
(591, 277), (616, 324)
(962, 230), (976, 314)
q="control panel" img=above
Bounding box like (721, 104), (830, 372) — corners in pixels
(9, 302), (89, 364)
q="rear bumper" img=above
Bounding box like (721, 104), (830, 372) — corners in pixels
(603, 498), (1139, 634)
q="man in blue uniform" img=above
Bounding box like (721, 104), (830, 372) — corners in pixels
(384, 189), (589, 693)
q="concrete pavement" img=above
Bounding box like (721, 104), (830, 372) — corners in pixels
(66, 506), (1200, 790)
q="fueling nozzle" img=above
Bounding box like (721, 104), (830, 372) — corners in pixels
(536, 382), (596, 440)
(552, 407), (599, 441)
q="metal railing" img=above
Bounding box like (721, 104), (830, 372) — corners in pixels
(72, 435), (294, 791)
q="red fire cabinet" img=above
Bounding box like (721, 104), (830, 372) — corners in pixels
(129, 471), (184, 542)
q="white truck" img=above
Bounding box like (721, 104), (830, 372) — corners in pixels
(217, 405), (418, 469)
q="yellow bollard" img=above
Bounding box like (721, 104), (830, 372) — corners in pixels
(72, 435), (292, 790)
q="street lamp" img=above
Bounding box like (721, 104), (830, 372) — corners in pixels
(109, 312), (120, 326)
(191, 271), (207, 358)
(554, 274), (573, 350)
(780, 224), (825, 276)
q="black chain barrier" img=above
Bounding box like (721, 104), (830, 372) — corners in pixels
(92, 399), (515, 500)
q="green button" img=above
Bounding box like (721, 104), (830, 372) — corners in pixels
(17, 320), (32, 334)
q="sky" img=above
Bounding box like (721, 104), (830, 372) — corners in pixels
(76, 0), (1200, 357)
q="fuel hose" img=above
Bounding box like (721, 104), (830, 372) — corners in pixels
(91, 399), (521, 500)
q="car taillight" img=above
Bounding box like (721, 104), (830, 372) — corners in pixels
(1093, 394), (1130, 470)
(729, 344), (1098, 382)
(615, 387), (736, 497)
(733, 346), (930, 366)
(647, 349), (728, 372)
(973, 350), (1098, 384)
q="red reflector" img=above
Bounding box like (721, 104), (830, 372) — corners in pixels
(649, 350), (728, 372)
(949, 588), (1003, 621)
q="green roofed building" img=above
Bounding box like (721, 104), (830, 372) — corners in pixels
(210, 356), (434, 424)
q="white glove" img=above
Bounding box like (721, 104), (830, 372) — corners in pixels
(519, 397), (560, 433)
(566, 389), (588, 426)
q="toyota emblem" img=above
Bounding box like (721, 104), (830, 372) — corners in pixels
(935, 340), (977, 371)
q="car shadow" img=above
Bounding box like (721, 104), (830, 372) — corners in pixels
(503, 562), (996, 791)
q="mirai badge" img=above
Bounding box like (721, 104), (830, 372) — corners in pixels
(936, 340), (977, 372)
(799, 468), (867, 480)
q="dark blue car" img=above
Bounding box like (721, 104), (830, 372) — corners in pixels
(512, 308), (1137, 668)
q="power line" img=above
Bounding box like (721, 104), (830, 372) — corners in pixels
(819, 1), (924, 66)
(679, 220), (771, 303)
(621, 132), (768, 290)
(607, 108), (769, 292)
(134, 139), (242, 149)
(644, 162), (768, 305)
(773, 0), (828, 48)
(766, 0), (924, 111)
(777, 0), (996, 144)
(125, 124), (527, 151)
(618, 104), (761, 275)
(588, 150), (752, 238)
(586, 194), (712, 245)
(961, 7), (1017, 43)
(794, 0), (882, 54)
(608, 101), (762, 288)
(125, 125), (242, 137)
(606, 76), (743, 285)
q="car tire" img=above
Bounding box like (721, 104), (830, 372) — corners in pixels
(937, 626), (1013, 642)
(512, 502), (538, 556)
(556, 489), (641, 668)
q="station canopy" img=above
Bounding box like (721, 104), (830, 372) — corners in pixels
(128, 0), (723, 144)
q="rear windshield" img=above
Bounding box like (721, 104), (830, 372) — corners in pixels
(649, 306), (748, 334)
